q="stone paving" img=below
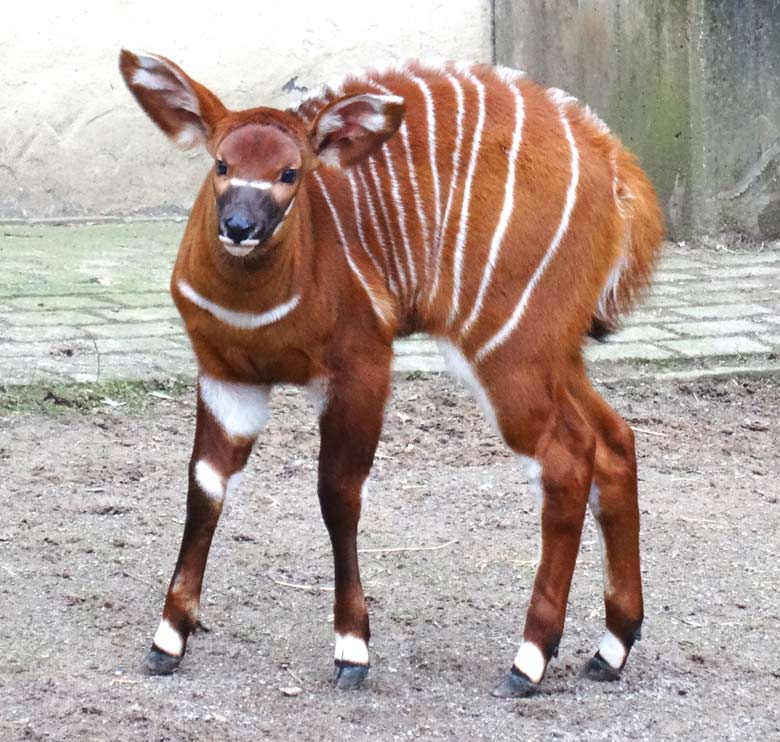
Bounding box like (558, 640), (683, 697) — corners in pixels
(0, 222), (778, 386)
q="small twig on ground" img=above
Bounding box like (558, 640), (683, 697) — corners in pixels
(122, 571), (156, 588)
(358, 538), (458, 554)
(633, 427), (668, 437)
(282, 664), (304, 686)
(678, 515), (721, 526)
(88, 332), (101, 382)
(268, 577), (335, 592)
(149, 391), (177, 401)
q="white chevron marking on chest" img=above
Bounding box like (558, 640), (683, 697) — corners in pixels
(177, 279), (300, 330)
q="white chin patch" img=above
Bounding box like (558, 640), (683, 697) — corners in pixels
(334, 633), (369, 666)
(219, 236), (256, 257)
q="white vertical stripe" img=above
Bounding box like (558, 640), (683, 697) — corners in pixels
(313, 172), (390, 326)
(356, 167), (400, 297)
(346, 171), (394, 293)
(475, 109), (580, 363)
(409, 73), (442, 242)
(368, 157), (409, 299)
(460, 81), (525, 337)
(447, 69), (486, 326)
(381, 142), (417, 297)
(428, 72), (465, 305)
(373, 80), (431, 295)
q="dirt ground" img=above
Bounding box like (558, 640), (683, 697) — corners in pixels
(1, 373), (778, 741)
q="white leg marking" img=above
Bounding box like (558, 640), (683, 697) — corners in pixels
(460, 81), (525, 337)
(598, 630), (626, 670)
(520, 455), (544, 564)
(360, 480), (369, 507)
(194, 460), (225, 501)
(306, 376), (330, 417)
(313, 172), (392, 327)
(513, 641), (546, 684)
(368, 157), (409, 299)
(334, 632), (369, 665)
(588, 484), (615, 597)
(153, 618), (184, 656)
(429, 72), (465, 304)
(226, 471), (244, 499)
(177, 280), (300, 330)
(347, 171), (391, 288)
(356, 167), (400, 297)
(447, 70), (486, 326)
(476, 108), (580, 362)
(381, 142), (417, 296)
(199, 375), (270, 438)
(437, 339), (499, 435)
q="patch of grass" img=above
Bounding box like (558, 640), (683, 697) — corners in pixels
(0, 377), (193, 415)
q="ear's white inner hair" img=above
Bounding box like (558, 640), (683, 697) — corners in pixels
(198, 374), (270, 438)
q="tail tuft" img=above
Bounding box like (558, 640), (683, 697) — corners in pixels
(592, 148), (665, 333)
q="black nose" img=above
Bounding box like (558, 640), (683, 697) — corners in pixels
(221, 214), (255, 243)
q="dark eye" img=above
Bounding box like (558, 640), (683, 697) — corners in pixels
(216, 160), (227, 176)
(280, 168), (298, 184)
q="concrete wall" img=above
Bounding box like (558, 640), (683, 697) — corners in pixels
(495, 0), (780, 240)
(0, 0), (491, 221)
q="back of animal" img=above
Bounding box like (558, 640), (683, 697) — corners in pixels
(299, 61), (664, 359)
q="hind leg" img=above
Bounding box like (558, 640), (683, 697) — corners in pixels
(485, 366), (596, 697)
(569, 359), (644, 680)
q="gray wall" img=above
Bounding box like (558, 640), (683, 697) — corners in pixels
(0, 0), (490, 221)
(495, 0), (780, 240)
(3, 1), (778, 240)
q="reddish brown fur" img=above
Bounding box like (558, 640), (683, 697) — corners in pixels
(119, 50), (664, 693)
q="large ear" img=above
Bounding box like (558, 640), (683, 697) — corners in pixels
(310, 93), (405, 168)
(119, 49), (227, 151)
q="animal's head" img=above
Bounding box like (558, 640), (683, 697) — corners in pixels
(119, 50), (405, 258)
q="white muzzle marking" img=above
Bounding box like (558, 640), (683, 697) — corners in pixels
(229, 177), (272, 190)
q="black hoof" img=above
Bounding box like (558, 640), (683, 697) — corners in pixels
(491, 667), (539, 698)
(332, 661), (369, 690)
(143, 646), (182, 676)
(580, 653), (621, 682)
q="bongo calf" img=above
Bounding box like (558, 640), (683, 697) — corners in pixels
(119, 50), (663, 695)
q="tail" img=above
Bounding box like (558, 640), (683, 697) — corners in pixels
(589, 148), (665, 340)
